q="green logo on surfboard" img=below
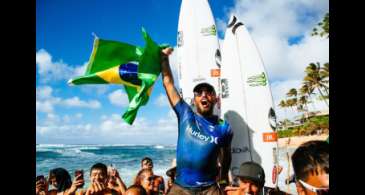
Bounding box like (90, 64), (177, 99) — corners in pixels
(247, 72), (267, 87)
(201, 25), (217, 36)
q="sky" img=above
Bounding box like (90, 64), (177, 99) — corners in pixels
(36, 0), (329, 145)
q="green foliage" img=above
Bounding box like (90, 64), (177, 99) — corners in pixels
(278, 128), (295, 138)
(312, 12), (329, 38)
(278, 115), (329, 138)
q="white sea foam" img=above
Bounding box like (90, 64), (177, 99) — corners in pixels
(78, 146), (101, 150)
(154, 145), (164, 149)
(37, 144), (66, 148)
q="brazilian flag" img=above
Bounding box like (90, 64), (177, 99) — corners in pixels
(68, 28), (168, 125)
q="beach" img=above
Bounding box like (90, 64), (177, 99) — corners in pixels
(278, 134), (328, 148)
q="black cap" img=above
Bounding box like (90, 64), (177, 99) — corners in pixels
(237, 161), (265, 186)
(193, 82), (215, 93)
(166, 167), (176, 177)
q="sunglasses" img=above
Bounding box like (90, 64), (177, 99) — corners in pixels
(194, 90), (214, 97)
(299, 179), (329, 195)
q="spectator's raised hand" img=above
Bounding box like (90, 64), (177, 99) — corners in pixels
(36, 176), (48, 195)
(67, 174), (85, 195)
(36, 180), (45, 195)
(85, 181), (106, 195)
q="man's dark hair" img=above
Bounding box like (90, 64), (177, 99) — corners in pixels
(90, 162), (108, 176)
(291, 140), (329, 181)
(141, 157), (153, 166)
(126, 185), (147, 195)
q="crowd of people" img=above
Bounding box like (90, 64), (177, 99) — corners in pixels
(36, 157), (171, 195)
(36, 139), (329, 195)
(37, 48), (329, 195)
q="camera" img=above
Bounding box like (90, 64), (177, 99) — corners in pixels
(74, 170), (84, 188)
(36, 175), (45, 182)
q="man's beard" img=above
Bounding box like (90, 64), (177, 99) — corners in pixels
(196, 103), (214, 117)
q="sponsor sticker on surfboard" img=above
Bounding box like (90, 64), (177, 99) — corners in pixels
(201, 25), (217, 36)
(272, 165), (278, 184)
(211, 69), (220, 77)
(247, 72), (267, 87)
(263, 132), (278, 142)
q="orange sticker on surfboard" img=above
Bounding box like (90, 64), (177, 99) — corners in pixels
(211, 69), (220, 77)
(263, 132), (278, 142)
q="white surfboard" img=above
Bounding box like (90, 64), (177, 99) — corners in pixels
(177, 0), (221, 115)
(220, 15), (279, 188)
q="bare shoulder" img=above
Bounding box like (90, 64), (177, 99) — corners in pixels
(104, 188), (121, 195)
(47, 189), (57, 195)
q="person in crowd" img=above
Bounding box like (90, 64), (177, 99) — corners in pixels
(134, 168), (155, 195)
(36, 175), (48, 195)
(48, 168), (84, 195)
(141, 157), (165, 195)
(224, 162), (265, 195)
(125, 185), (148, 195)
(107, 165), (128, 194)
(161, 47), (233, 195)
(85, 163), (121, 195)
(291, 140), (329, 195)
(165, 158), (176, 194)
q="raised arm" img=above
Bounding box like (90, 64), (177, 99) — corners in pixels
(161, 48), (181, 107)
(218, 143), (232, 188)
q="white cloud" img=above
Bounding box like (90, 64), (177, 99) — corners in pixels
(157, 110), (178, 131)
(36, 100), (54, 113)
(216, 0), (329, 122)
(216, 0), (329, 81)
(255, 34), (329, 81)
(36, 86), (53, 99)
(227, 0), (328, 38)
(76, 113), (83, 118)
(36, 49), (73, 82)
(80, 85), (111, 96)
(108, 90), (129, 107)
(37, 111), (95, 139)
(98, 112), (177, 138)
(73, 62), (88, 77)
(154, 94), (169, 107)
(36, 85), (101, 113)
(36, 49), (88, 83)
(63, 113), (83, 123)
(37, 110), (179, 144)
(36, 86), (60, 113)
(63, 97), (101, 109)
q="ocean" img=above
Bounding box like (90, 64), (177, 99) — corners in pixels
(36, 144), (298, 194)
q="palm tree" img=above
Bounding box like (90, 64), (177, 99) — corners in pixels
(298, 95), (310, 122)
(298, 96), (309, 111)
(286, 98), (297, 113)
(303, 62), (329, 107)
(286, 88), (298, 119)
(299, 83), (316, 111)
(286, 88), (298, 98)
(319, 62), (329, 97)
(278, 100), (289, 129)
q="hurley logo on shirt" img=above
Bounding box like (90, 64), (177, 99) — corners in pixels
(187, 126), (218, 144)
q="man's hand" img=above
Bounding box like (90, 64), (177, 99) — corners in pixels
(66, 174), (84, 195)
(85, 181), (106, 195)
(36, 180), (45, 195)
(162, 47), (173, 57)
